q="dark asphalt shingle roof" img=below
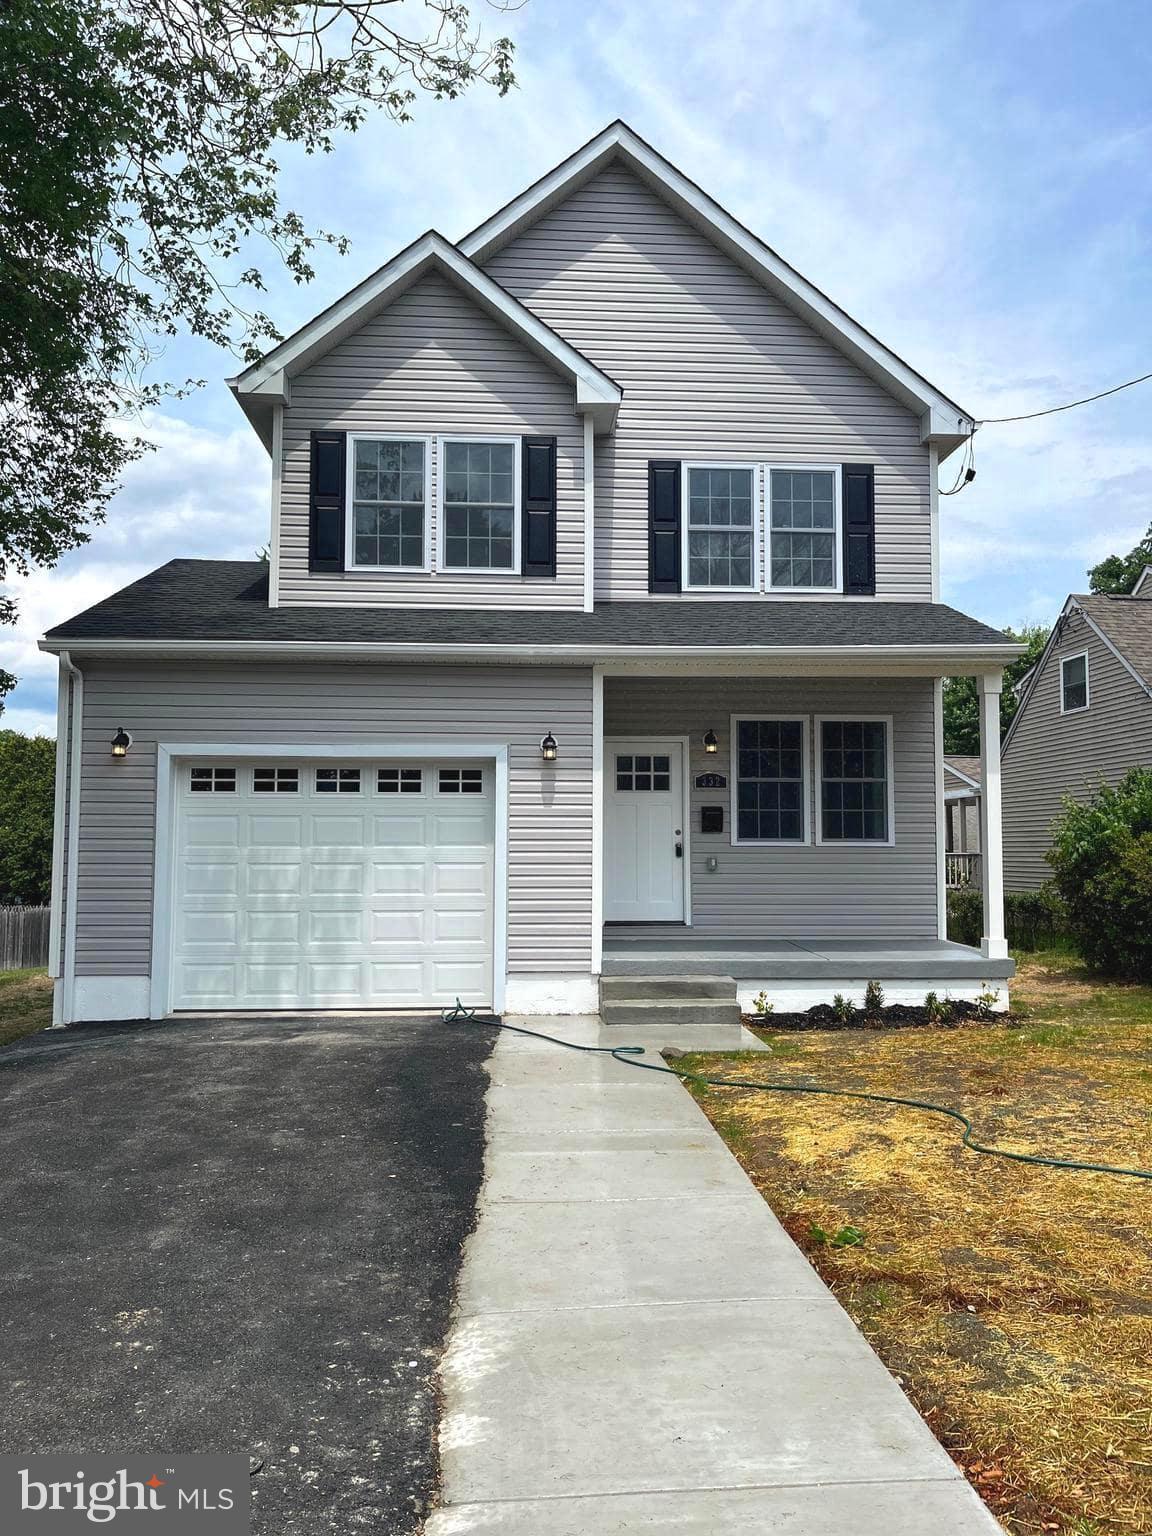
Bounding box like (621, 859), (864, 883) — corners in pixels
(45, 560), (1017, 650)
(944, 755), (982, 788)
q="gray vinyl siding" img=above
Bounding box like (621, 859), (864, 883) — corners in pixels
(1003, 613), (1152, 890)
(73, 662), (594, 977)
(485, 165), (933, 603)
(603, 677), (939, 937)
(278, 271), (586, 608)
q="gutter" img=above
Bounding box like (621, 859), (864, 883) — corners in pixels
(38, 637), (1025, 666)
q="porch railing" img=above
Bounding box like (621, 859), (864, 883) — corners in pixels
(946, 852), (982, 889)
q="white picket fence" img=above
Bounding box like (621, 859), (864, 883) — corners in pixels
(0, 906), (51, 970)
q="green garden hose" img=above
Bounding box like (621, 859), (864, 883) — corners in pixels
(441, 1000), (1152, 1184)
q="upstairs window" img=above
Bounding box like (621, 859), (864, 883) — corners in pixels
(818, 719), (891, 843)
(351, 437), (427, 569)
(768, 468), (839, 591)
(1060, 652), (1089, 713)
(684, 466), (756, 589)
(441, 438), (519, 572)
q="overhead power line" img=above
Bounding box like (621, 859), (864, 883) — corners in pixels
(978, 369), (1152, 425)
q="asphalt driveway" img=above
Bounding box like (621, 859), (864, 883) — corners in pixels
(0, 1012), (496, 1535)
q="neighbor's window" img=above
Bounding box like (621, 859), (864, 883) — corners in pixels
(734, 720), (806, 842)
(441, 439), (518, 571)
(685, 466), (756, 589)
(351, 437), (427, 569)
(819, 720), (890, 842)
(768, 468), (838, 589)
(1061, 652), (1088, 713)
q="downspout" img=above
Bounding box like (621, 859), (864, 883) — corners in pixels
(50, 650), (84, 1026)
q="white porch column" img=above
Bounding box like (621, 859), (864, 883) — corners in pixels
(978, 671), (1008, 960)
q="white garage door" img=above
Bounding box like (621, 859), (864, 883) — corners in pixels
(171, 759), (494, 1010)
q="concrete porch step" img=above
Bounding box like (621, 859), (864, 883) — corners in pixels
(600, 999), (742, 1030)
(599, 974), (737, 1001)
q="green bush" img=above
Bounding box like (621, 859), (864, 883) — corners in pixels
(1047, 768), (1152, 980)
(946, 883), (1068, 953)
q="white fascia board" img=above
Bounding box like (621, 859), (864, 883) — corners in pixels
(1132, 564), (1152, 596)
(38, 636), (1025, 670)
(230, 231), (620, 424)
(943, 762), (982, 791)
(460, 123), (973, 456)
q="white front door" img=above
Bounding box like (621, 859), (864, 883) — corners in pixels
(604, 740), (685, 922)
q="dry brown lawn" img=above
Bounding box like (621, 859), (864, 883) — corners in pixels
(678, 955), (1152, 1536)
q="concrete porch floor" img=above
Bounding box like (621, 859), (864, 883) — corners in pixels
(426, 1015), (1004, 1535)
(602, 929), (1015, 980)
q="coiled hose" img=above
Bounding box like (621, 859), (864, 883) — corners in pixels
(442, 1000), (1152, 1184)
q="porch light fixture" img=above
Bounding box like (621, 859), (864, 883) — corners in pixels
(540, 731), (558, 762)
(111, 727), (132, 759)
(703, 729), (719, 754)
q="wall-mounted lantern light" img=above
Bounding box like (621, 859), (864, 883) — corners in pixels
(703, 729), (719, 755)
(540, 731), (558, 762)
(111, 727), (132, 759)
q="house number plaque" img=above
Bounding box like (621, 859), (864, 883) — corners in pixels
(694, 772), (727, 789)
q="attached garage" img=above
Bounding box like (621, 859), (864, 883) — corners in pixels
(170, 757), (495, 1011)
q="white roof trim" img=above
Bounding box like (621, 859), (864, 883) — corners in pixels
(460, 122), (974, 459)
(943, 761), (982, 791)
(1132, 564), (1152, 596)
(229, 231), (621, 446)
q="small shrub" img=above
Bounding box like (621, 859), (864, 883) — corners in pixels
(946, 885), (983, 947)
(752, 990), (773, 1017)
(973, 988), (1001, 1019)
(830, 992), (855, 1023)
(863, 979), (885, 1013)
(1048, 768), (1152, 979)
(947, 882), (1069, 953)
(923, 990), (954, 1025)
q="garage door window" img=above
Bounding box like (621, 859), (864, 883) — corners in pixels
(316, 767), (361, 794)
(253, 767), (299, 793)
(190, 767), (236, 792)
(377, 767), (423, 793)
(439, 767), (484, 794)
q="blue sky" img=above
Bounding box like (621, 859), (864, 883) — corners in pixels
(4, 0), (1151, 735)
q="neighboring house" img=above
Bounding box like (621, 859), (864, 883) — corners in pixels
(1003, 571), (1152, 891)
(41, 122), (1020, 1027)
(943, 755), (981, 889)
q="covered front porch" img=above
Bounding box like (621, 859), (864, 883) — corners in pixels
(602, 927), (1014, 1010)
(594, 657), (1014, 1006)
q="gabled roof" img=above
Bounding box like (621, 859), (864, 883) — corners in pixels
(229, 231), (621, 449)
(1004, 592), (1152, 753)
(460, 122), (974, 459)
(1132, 564), (1152, 597)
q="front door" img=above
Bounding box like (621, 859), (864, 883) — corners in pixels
(604, 740), (685, 922)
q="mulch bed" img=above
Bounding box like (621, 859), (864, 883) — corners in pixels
(744, 1001), (1013, 1032)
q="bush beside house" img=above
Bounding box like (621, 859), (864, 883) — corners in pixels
(1046, 767), (1152, 980)
(947, 884), (1068, 953)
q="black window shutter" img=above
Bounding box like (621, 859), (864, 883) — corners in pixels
(310, 431), (346, 572)
(521, 436), (557, 577)
(841, 463), (875, 595)
(648, 461), (681, 593)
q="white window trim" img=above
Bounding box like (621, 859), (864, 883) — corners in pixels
(729, 714), (812, 846)
(1059, 650), (1090, 714)
(436, 434), (522, 575)
(345, 432), (433, 573)
(814, 714), (896, 847)
(681, 462), (760, 593)
(765, 463), (843, 595)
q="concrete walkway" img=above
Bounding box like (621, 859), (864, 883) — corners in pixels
(426, 1017), (1004, 1535)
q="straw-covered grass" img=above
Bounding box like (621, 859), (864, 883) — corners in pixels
(677, 955), (1152, 1534)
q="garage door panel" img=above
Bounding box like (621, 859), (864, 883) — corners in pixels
(173, 758), (494, 1010)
